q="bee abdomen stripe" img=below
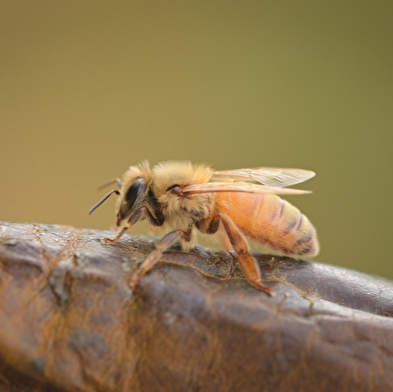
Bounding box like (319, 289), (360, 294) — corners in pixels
(284, 217), (298, 233)
(294, 228), (314, 246)
(279, 198), (285, 219)
(296, 213), (304, 230)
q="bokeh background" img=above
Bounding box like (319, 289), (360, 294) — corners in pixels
(1, 1), (392, 278)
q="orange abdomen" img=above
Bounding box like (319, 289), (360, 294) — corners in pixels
(216, 192), (319, 256)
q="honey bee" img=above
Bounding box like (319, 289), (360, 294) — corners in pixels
(89, 161), (319, 296)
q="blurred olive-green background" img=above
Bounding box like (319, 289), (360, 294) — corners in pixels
(1, 1), (392, 278)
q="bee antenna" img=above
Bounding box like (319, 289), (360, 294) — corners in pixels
(89, 190), (120, 215)
(96, 178), (122, 192)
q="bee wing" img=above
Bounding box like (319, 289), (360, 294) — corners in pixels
(183, 182), (311, 196)
(212, 168), (315, 188)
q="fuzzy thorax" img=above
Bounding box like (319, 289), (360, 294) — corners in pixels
(151, 161), (213, 194)
(119, 161), (215, 251)
(152, 161), (214, 249)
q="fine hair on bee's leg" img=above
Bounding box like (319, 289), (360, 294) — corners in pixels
(219, 213), (274, 296)
(129, 230), (191, 289)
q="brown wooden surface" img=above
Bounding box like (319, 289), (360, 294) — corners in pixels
(0, 221), (392, 392)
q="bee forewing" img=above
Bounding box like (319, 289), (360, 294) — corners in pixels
(183, 182), (312, 196)
(212, 168), (315, 188)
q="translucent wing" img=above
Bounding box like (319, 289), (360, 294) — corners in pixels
(183, 182), (311, 196)
(212, 168), (315, 188)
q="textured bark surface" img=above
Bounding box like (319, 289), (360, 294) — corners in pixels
(0, 221), (393, 392)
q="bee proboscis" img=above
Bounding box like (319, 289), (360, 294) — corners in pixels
(89, 161), (319, 296)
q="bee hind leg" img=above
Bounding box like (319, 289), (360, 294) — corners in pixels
(129, 229), (191, 289)
(221, 224), (233, 251)
(219, 213), (274, 297)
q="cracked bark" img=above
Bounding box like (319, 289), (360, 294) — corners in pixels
(0, 221), (393, 392)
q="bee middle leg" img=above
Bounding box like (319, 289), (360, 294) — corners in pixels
(129, 229), (191, 289)
(219, 213), (274, 296)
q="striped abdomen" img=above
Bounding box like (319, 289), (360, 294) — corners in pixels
(216, 192), (319, 256)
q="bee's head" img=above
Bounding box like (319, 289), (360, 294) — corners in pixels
(116, 177), (147, 225)
(89, 161), (152, 227)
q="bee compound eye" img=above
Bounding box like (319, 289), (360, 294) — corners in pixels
(124, 180), (145, 208)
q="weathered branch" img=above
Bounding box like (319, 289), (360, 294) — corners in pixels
(0, 221), (392, 392)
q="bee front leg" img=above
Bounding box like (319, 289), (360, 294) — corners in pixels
(219, 213), (275, 297)
(129, 230), (191, 289)
(102, 207), (148, 243)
